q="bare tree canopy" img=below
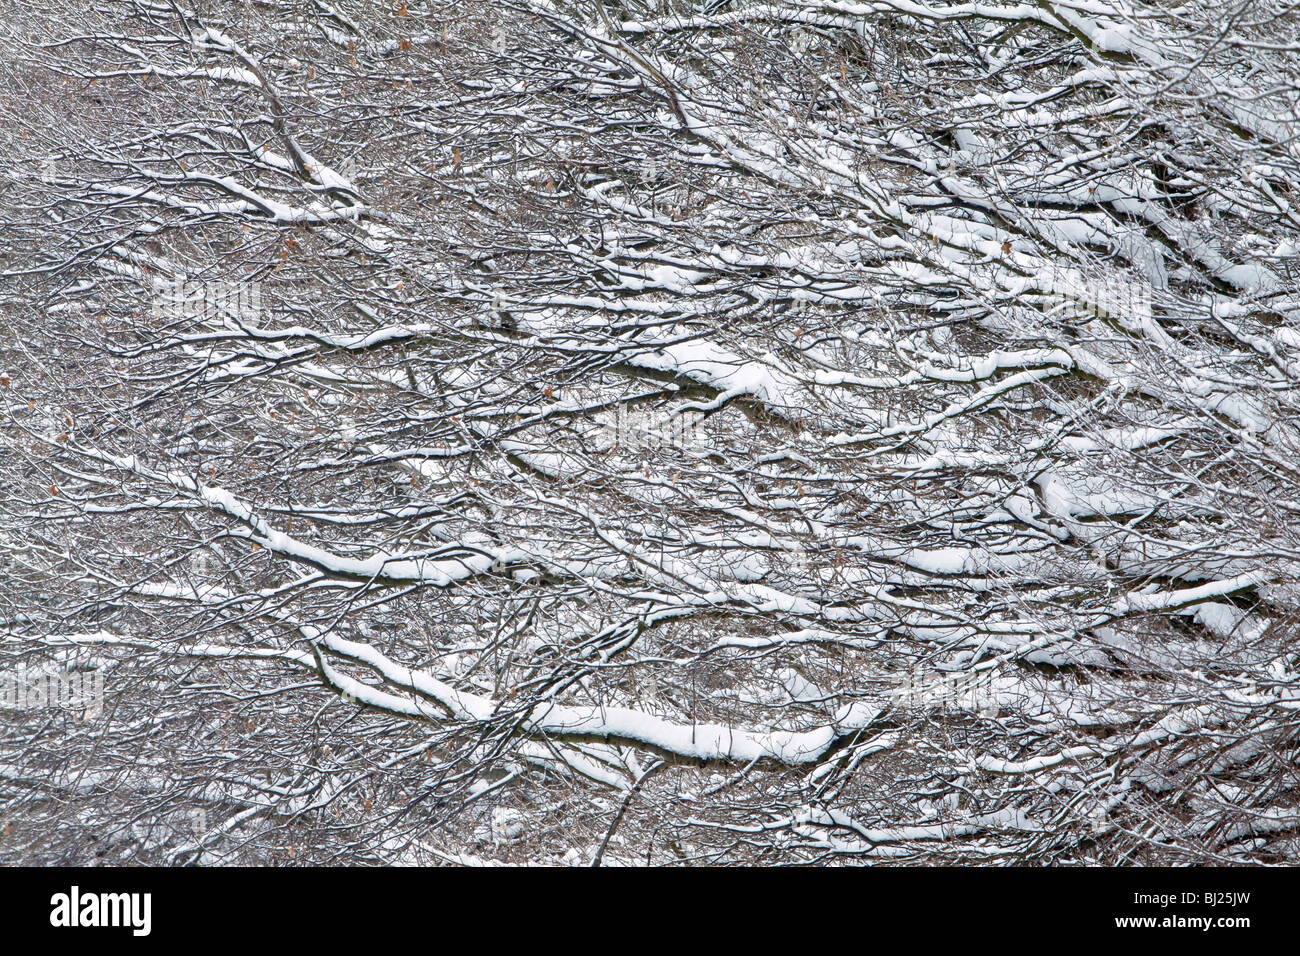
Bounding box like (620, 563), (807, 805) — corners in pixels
(2, 0), (1299, 865)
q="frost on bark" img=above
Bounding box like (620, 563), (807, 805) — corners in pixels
(2, 0), (1299, 864)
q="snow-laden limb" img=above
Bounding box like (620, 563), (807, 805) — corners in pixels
(43, 588), (882, 768)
